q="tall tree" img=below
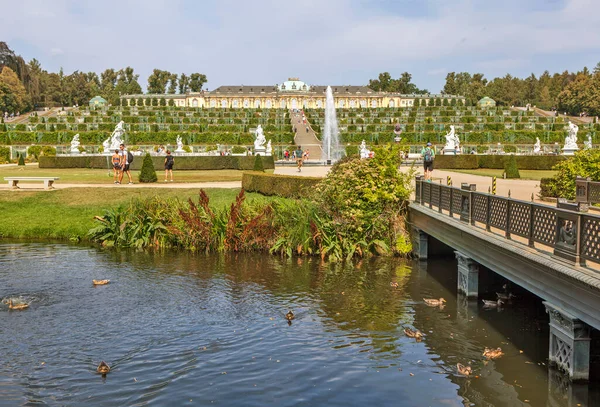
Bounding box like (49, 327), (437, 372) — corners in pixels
(147, 69), (171, 94)
(189, 73), (207, 92)
(167, 73), (178, 94)
(178, 73), (189, 94)
(0, 66), (30, 112)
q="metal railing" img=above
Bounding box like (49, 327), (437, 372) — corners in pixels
(576, 177), (600, 205)
(414, 177), (600, 268)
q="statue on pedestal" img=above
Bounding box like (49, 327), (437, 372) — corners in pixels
(564, 121), (579, 150)
(584, 134), (592, 150)
(175, 135), (185, 153)
(359, 140), (370, 159)
(70, 134), (81, 154)
(254, 125), (266, 150)
(533, 137), (541, 154)
(266, 140), (272, 156)
(443, 125), (460, 153)
(102, 121), (126, 152)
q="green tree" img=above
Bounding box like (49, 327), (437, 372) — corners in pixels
(189, 73), (207, 92)
(503, 155), (520, 178)
(138, 153), (157, 183)
(167, 73), (178, 94)
(178, 73), (190, 94)
(0, 66), (30, 112)
(147, 69), (171, 94)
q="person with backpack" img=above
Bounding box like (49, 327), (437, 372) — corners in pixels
(118, 143), (134, 185)
(421, 141), (435, 181)
(164, 150), (174, 182)
(294, 146), (304, 172)
(111, 149), (121, 184)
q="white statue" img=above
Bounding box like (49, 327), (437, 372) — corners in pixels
(444, 125), (460, 152)
(70, 134), (81, 154)
(533, 137), (541, 154)
(254, 125), (266, 150)
(266, 140), (272, 155)
(102, 137), (110, 153)
(175, 135), (185, 153)
(104, 120), (125, 151)
(584, 134), (592, 150)
(359, 140), (370, 159)
(564, 121), (579, 150)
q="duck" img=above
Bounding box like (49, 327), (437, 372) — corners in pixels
(457, 363), (472, 376)
(97, 361), (111, 375)
(404, 327), (424, 340)
(423, 298), (446, 307)
(390, 282), (399, 288)
(93, 279), (110, 286)
(483, 347), (504, 360)
(285, 311), (295, 322)
(7, 299), (29, 310)
(496, 292), (516, 301)
(482, 299), (504, 308)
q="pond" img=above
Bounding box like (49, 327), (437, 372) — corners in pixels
(0, 243), (594, 406)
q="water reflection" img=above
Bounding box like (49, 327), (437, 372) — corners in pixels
(0, 244), (595, 406)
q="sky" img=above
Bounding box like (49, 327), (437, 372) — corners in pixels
(1, 0), (599, 93)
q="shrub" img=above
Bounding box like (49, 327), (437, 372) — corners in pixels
(541, 149), (600, 199)
(231, 145), (247, 154)
(41, 146), (57, 156)
(139, 153), (158, 183)
(503, 155), (520, 178)
(0, 146), (10, 163)
(242, 172), (321, 198)
(18, 152), (25, 166)
(253, 154), (264, 172)
(28, 145), (43, 160)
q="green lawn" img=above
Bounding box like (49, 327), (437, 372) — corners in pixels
(449, 169), (557, 180)
(0, 164), (268, 184)
(0, 187), (276, 241)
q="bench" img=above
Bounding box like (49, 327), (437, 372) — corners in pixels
(4, 177), (60, 190)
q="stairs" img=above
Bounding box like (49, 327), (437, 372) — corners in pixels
(290, 110), (322, 159)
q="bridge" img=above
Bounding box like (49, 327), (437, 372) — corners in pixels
(409, 176), (600, 383)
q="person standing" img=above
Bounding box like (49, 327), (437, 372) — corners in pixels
(118, 143), (133, 185)
(164, 150), (174, 182)
(112, 149), (121, 184)
(294, 145), (304, 172)
(421, 141), (435, 181)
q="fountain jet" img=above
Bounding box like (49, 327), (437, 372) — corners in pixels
(321, 86), (341, 162)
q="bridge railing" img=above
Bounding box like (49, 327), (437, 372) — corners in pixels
(414, 176), (600, 268)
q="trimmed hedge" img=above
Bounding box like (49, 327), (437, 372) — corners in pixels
(434, 154), (566, 170)
(242, 171), (321, 198)
(39, 155), (275, 170)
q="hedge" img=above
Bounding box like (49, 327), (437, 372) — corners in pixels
(39, 155), (275, 171)
(242, 171), (322, 198)
(433, 155), (566, 170)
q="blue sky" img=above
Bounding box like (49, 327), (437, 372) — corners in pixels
(1, 0), (599, 93)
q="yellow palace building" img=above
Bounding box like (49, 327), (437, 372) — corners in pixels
(121, 78), (464, 109)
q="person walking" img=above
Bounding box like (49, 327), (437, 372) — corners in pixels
(294, 145), (304, 172)
(112, 149), (121, 184)
(164, 150), (174, 182)
(118, 143), (134, 185)
(421, 141), (435, 181)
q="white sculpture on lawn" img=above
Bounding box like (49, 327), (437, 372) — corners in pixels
(563, 121), (579, 154)
(533, 137), (541, 154)
(266, 140), (272, 156)
(70, 134), (81, 154)
(584, 134), (592, 150)
(102, 120), (126, 152)
(175, 135), (185, 153)
(254, 125), (266, 152)
(359, 140), (370, 159)
(443, 125), (460, 153)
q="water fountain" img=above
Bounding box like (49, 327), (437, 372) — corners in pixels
(321, 86), (341, 163)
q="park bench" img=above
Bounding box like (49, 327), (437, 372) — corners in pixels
(4, 177), (59, 190)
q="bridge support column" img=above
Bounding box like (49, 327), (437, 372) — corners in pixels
(455, 251), (479, 299)
(544, 302), (591, 382)
(412, 227), (428, 260)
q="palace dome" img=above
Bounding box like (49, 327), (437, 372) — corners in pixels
(278, 78), (310, 92)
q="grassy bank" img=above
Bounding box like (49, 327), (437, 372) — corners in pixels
(0, 187), (275, 241)
(0, 164), (272, 184)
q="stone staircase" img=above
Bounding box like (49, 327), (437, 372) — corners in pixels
(290, 110), (322, 159)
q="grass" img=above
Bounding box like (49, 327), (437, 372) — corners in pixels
(448, 169), (557, 180)
(0, 187), (278, 241)
(0, 164), (271, 184)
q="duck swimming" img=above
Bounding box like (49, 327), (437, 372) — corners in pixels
(285, 311), (295, 321)
(496, 292), (516, 301)
(93, 280), (110, 286)
(404, 328), (424, 340)
(97, 361), (111, 375)
(423, 298), (446, 307)
(7, 299), (29, 310)
(482, 299), (504, 308)
(457, 363), (472, 376)
(483, 347), (504, 360)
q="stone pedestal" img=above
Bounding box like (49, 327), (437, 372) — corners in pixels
(544, 302), (591, 382)
(443, 147), (459, 155)
(562, 147), (579, 156)
(412, 227), (428, 260)
(254, 147), (266, 156)
(455, 251), (479, 299)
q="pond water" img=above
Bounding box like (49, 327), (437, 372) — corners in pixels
(0, 243), (595, 406)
